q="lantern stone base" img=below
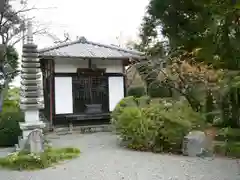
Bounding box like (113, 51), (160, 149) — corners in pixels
(16, 121), (45, 152)
(19, 121), (45, 139)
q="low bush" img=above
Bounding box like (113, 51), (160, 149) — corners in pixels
(111, 96), (151, 124)
(115, 107), (155, 150)
(214, 141), (240, 158)
(112, 99), (206, 153)
(143, 102), (205, 153)
(127, 86), (146, 98)
(0, 147), (80, 170)
(136, 96), (151, 108)
(215, 128), (240, 141)
(0, 111), (24, 147)
(111, 96), (137, 124)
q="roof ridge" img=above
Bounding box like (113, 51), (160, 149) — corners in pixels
(86, 41), (144, 56)
(38, 36), (87, 53)
(39, 37), (144, 56)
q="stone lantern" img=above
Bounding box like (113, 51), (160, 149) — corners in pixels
(18, 21), (45, 150)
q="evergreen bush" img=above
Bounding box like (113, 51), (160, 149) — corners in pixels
(127, 86), (146, 98)
(112, 99), (205, 153)
(0, 110), (24, 147)
(215, 127), (240, 141)
(148, 81), (172, 98)
(111, 96), (138, 124)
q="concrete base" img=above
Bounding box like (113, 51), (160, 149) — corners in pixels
(17, 121), (46, 152)
(19, 121), (45, 139)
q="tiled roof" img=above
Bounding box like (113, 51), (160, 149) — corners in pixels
(39, 37), (145, 59)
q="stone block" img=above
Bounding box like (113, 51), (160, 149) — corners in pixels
(28, 129), (44, 153)
(182, 131), (212, 157)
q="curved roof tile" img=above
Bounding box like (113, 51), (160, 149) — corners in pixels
(39, 37), (145, 59)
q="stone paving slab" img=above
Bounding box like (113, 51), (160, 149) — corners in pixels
(0, 132), (239, 180)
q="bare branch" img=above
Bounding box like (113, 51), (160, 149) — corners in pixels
(11, 27), (47, 46)
(0, 0), (57, 45)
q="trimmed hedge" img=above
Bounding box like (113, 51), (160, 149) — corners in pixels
(0, 111), (24, 147)
(127, 86), (146, 98)
(148, 81), (172, 98)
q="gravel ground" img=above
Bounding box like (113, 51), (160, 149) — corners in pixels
(0, 132), (239, 180)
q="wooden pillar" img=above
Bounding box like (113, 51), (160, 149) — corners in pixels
(40, 58), (55, 129)
(50, 59), (55, 127)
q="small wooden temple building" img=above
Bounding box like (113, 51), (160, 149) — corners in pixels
(38, 37), (145, 126)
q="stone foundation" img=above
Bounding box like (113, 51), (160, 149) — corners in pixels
(53, 124), (113, 135)
(19, 121), (45, 139)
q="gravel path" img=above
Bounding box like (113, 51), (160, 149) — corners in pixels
(0, 132), (239, 180)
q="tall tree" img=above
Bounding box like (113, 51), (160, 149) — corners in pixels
(0, 0), (55, 111)
(139, 0), (240, 69)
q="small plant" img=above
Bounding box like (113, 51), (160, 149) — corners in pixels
(0, 147), (80, 171)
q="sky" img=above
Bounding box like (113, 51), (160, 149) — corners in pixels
(12, 0), (149, 86)
(16, 0), (149, 48)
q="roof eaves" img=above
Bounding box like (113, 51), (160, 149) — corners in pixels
(86, 41), (144, 56)
(39, 54), (146, 60)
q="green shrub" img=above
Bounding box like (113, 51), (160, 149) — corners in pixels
(0, 147), (80, 170)
(215, 128), (240, 141)
(214, 141), (240, 158)
(113, 99), (206, 153)
(148, 81), (172, 98)
(111, 96), (137, 124)
(127, 86), (146, 98)
(116, 107), (155, 150)
(136, 96), (151, 108)
(143, 102), (203, 153)
(0, 111), (24, 147)
(111, 96), (151, 123)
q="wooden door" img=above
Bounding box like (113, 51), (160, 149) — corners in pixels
(72, 74), (109, 113)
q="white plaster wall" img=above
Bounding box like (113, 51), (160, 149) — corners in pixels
(54, 58), (123, 73)
(54, 58), (88, 73)
(55, 77), (73, 114)
(92, 59), (123, 73)
(54, 57), (125, 114)
(108, 76), (124, 111)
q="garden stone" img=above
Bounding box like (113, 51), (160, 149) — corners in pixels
(182, 131), (212, 157)
(28, 129), (44, 153)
